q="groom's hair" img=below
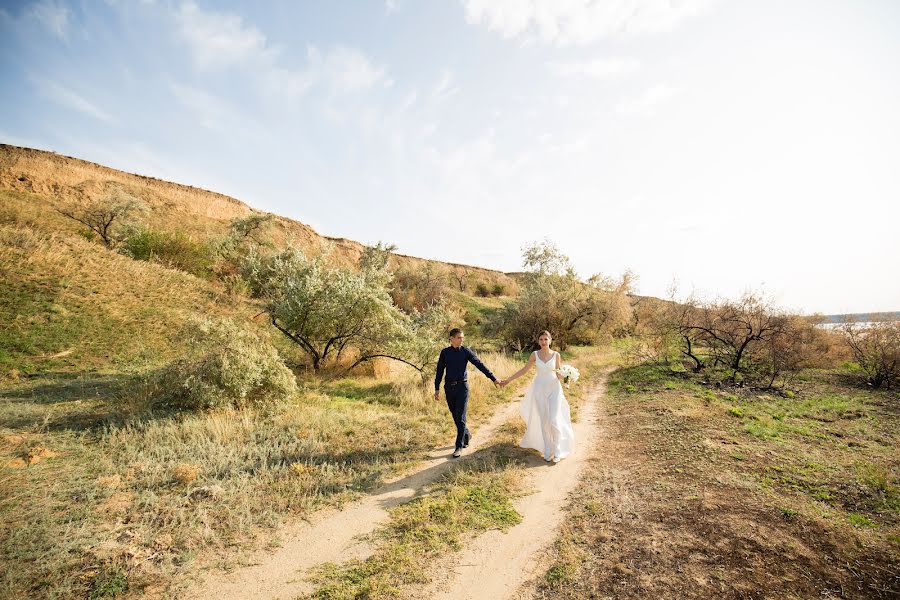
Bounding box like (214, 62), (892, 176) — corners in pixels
(448, 328), (463, 339)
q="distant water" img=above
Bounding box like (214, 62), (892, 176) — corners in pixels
(820, 312), (900, 324)
(817, 321), (874, 330)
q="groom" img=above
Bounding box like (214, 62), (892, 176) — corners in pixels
(434, 328), (500, 458)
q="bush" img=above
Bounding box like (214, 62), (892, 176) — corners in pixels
(649, 291), (842, 388)
(391, 263), (451, 313)
(120, 225), (214, 277)
(157, 317), (297, 410)
(475, 282), (491, 297)
(841, 320), (900, 389)
(486, 241), (634, 351)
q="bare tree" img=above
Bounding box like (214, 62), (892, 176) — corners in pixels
(451, 268), (470, 292)
(842, 320), (900, 389)
(229, 213), (273, 245)
(55, 189), (143, 249)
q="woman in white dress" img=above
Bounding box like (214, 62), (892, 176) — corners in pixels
(499, 331), (575, 462)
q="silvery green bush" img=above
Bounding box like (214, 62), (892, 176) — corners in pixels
(158, 317), (297, 410)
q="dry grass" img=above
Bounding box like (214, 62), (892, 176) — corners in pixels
(0, 220), (259, 377)
(0, 353), (524, 598)
(539, 357), (900, 599)
(1, 145), (520, 283)
(0, 144), (526, 597)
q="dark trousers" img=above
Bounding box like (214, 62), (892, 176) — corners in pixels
(445, 382), (471, 450)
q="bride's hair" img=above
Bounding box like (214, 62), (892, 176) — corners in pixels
(538, 330), (552, 340)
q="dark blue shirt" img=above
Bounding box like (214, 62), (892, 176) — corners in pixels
(435, 345), (497, 391)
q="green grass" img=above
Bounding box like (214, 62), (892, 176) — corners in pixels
(848, 513), (877, 528)
(307, 453), (526, 599)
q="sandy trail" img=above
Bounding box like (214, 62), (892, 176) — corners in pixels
(409, 374), (609, 600)
(184, 400), (522, 600)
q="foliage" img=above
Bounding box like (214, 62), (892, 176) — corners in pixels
(208, 214), (275, 294)
(641, 290), (839, 388)
(228, 213), (274, 245)
(119, 225), (215, 277)
(487, 240), (634, 351)
(54, 188), (144, 249)
(357, 240), (398, 272)
(391, 263), (451, 313)
(156, 316), (297, 410)
(841, 320), (900, 389)
(245, 245), (445, 373)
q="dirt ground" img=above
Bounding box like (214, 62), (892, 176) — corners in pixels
(533, 372), (899, 599)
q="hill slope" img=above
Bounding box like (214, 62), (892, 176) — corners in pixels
(0, 144), (517, 376)
(0, 144), (516, 282)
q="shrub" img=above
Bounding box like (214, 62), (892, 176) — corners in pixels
(841, 320), (900, 389)
(119, 225), (214, 277)
(246, 246), (443, 374)
(391, 263), (451, 313)
(157, 317), (297, 410)
(475, 282), (491, 297)
(653, 291), (837, 388)
(54, 187), (144, 249)
(486, 240), (634, 351)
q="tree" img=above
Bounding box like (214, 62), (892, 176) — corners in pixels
(229, 213), (274, 246)
(55, 188), (143, 249)
(451, 268), (470, 292)
(248, 246), (442, 374)
(521, 239), (574, 276)
(391, 263), (450, 313)
(654, 290), (831, 388)
(488, 240), (634, 350)
(358, 241), (398, 272)
(842, 320), (900, 389)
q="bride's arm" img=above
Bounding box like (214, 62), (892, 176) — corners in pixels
(502, 352), (535, 385)
(555, 352), (565, 383)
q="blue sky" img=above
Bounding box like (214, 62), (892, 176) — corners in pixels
(2, 0), (899, 314)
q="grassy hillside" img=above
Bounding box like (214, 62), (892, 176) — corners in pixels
(0, 144), (516, 283)
(0, 144), (530, 597)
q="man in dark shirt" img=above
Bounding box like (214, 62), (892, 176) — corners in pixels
(434, 327), (500, 457)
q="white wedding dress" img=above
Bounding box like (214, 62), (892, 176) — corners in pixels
(519, 350), (575, 461)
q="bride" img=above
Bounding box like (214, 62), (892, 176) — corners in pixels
(499, 331), (575, 462)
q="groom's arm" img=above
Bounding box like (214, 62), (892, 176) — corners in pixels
(465, 347), (497, 383)
(434, 349), (447, 393)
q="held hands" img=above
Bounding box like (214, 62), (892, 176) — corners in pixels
(434, 390), (440, 401)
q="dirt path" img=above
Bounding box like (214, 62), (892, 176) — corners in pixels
(409, 373), (610, 600)
(184, 400), (523, 600)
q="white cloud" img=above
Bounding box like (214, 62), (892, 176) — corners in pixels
(26, 0), (70, 40)
(31, 76), (114, 122)
(547, 57), (640, 79)
(431, 70), (458, 100)
(309, 46), (388, 93)
(173, 3), (387, 98)
(463, 0), (713, 45)
(175, 1), (277, 69)
(615, 83), (679, 116)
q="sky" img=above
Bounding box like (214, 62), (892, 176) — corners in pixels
(1, 0), (899, 315)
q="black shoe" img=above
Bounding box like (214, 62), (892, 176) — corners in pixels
(463, 433), (471, 448)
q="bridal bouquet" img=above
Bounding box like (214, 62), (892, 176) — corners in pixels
(558, 364), (580, 386)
